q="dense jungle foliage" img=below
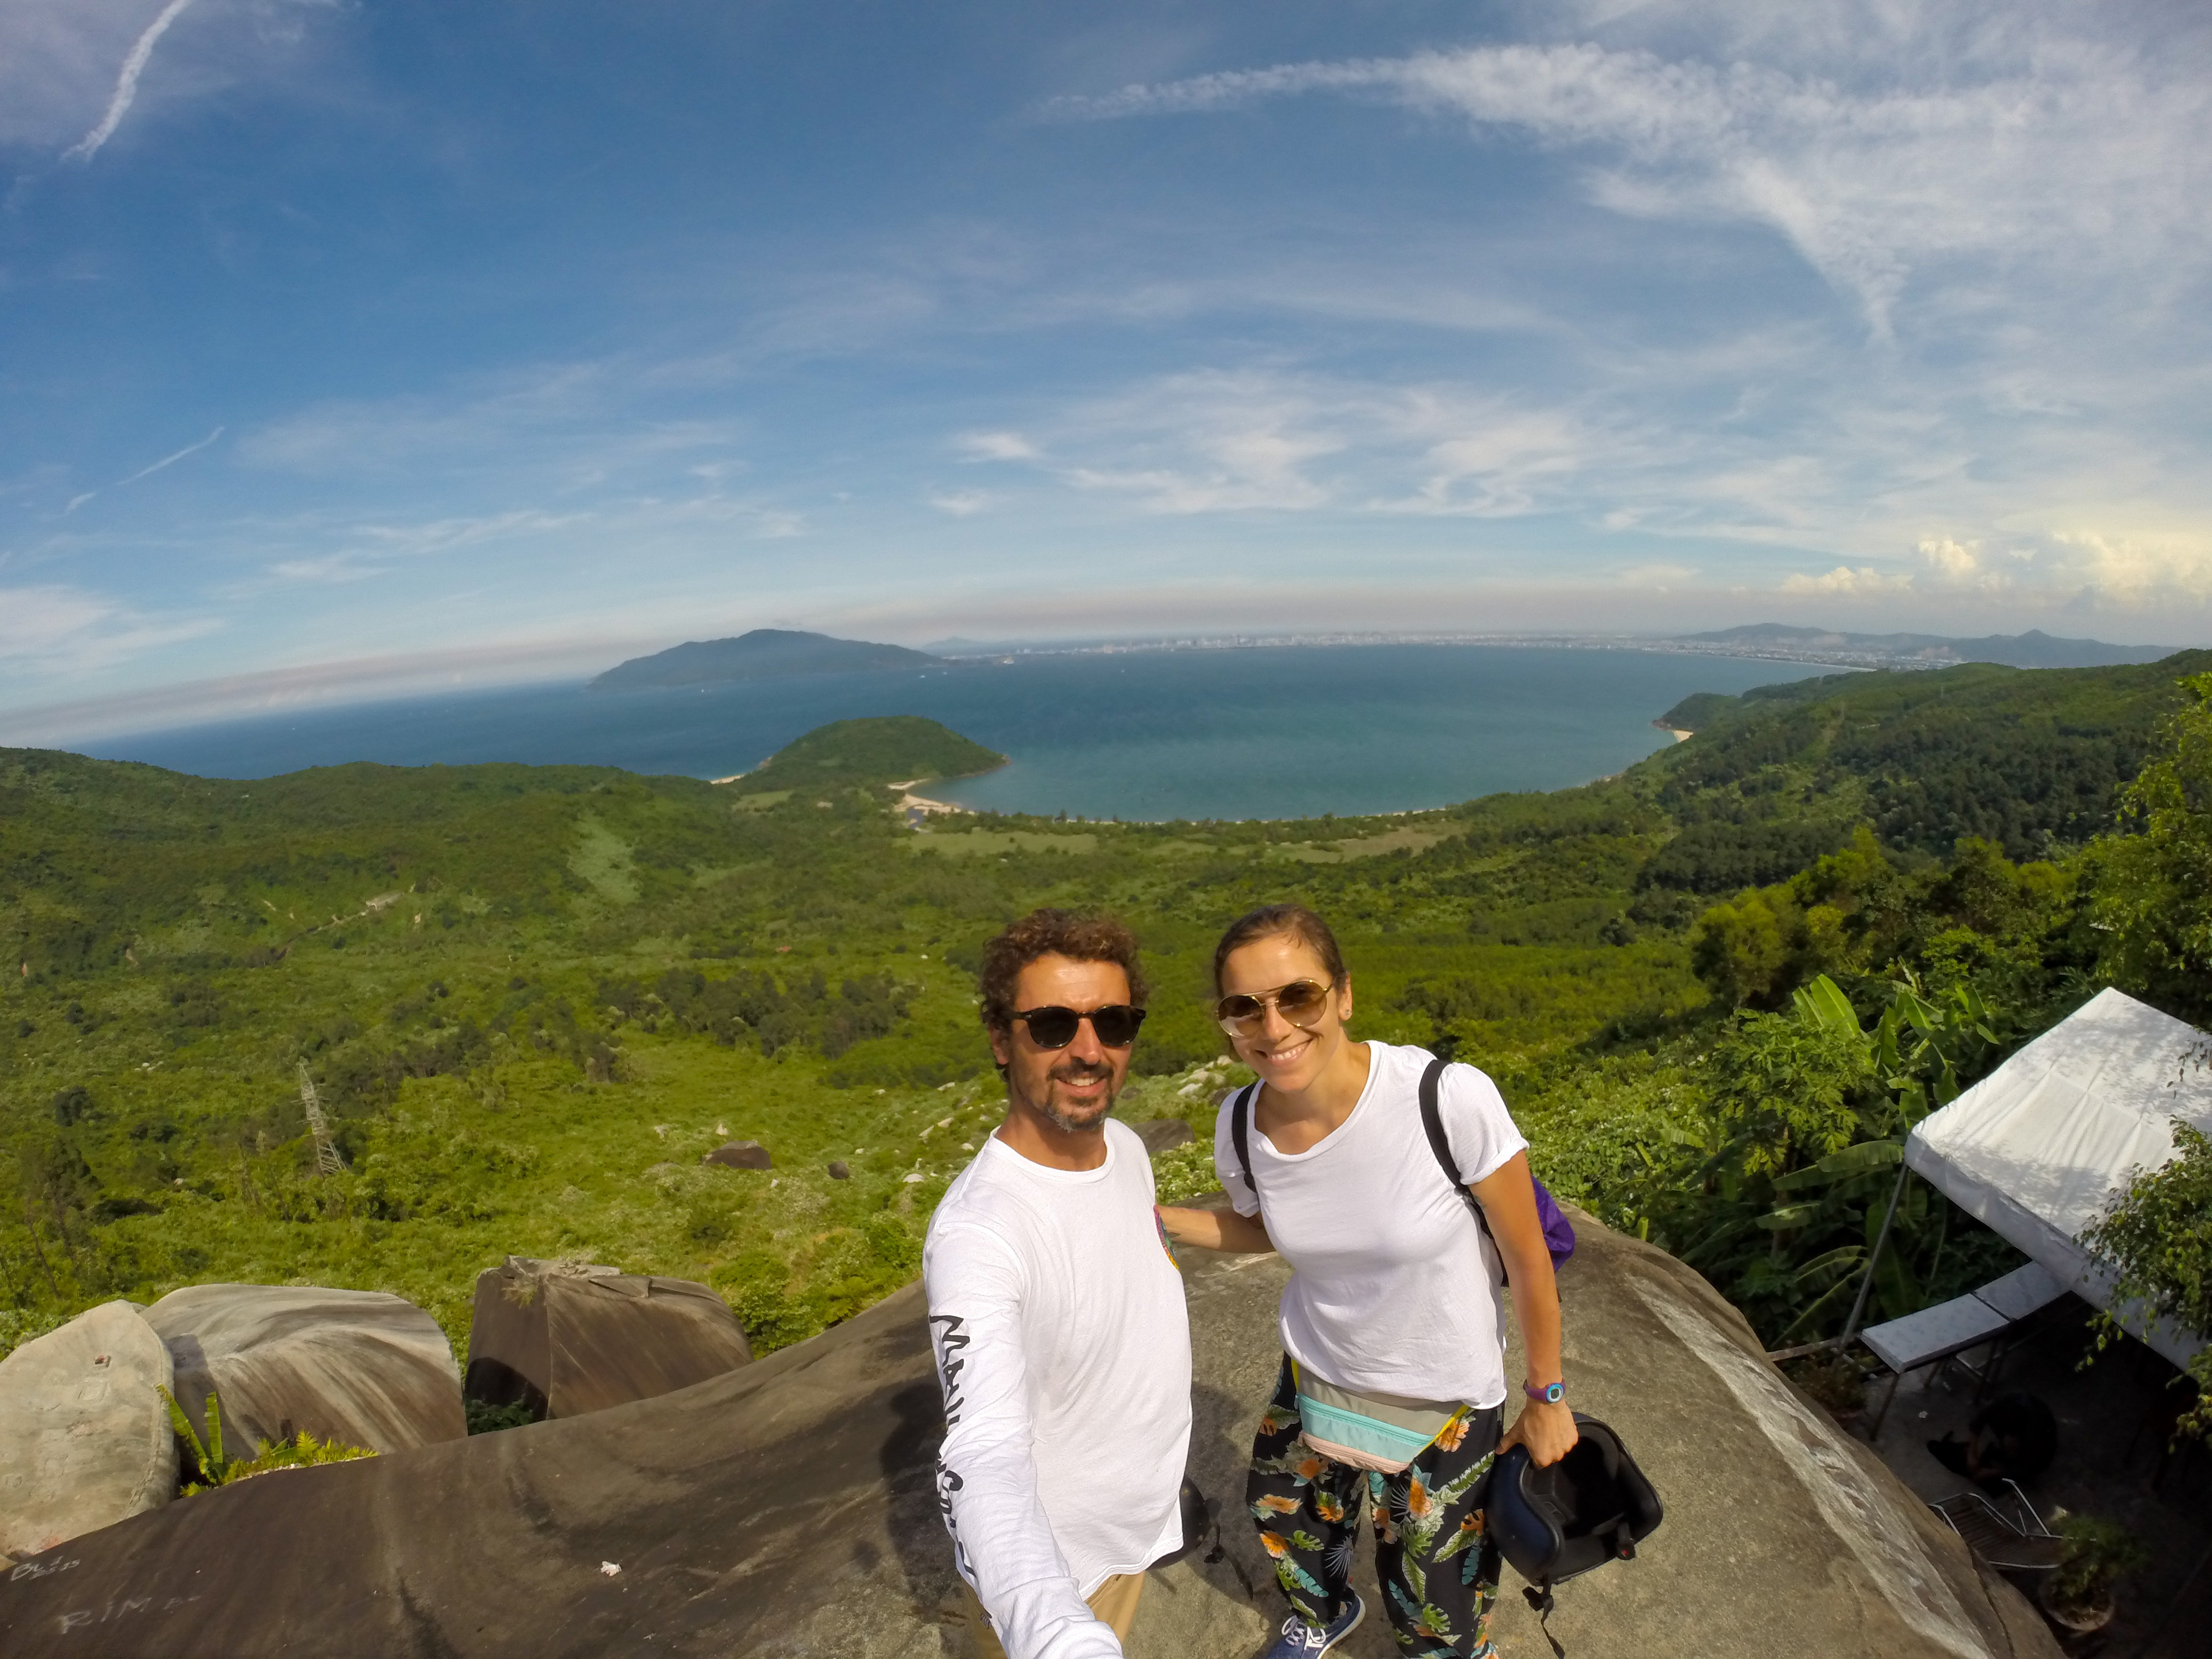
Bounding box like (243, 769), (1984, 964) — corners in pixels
(5, 653), (2210, 1397)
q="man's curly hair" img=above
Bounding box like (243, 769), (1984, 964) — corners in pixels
(977, 909), (1149, 1034)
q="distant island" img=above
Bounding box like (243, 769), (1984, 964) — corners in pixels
(589, 629), (942, 692)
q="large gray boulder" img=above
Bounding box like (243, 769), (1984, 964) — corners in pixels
(463, 1256), (752, 1420)
(0, 1220), (2058, 1657)
(142, 1285), (466, 1457)
(0, 1301), (176, 1563)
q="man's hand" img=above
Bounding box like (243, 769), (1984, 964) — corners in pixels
(1499, 1397), (1578, 1467)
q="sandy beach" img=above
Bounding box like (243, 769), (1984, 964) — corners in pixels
(888, 780), (964, 817)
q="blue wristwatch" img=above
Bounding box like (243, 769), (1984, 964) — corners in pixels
(1522, 1380), (1565, 1405)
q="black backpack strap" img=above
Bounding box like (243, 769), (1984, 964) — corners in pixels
(1229, 1083), (1261, 1214)
(1417, 1053), (1507, 1282)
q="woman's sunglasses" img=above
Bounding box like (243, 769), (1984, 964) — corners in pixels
(1214, 980), (1333, 1036)
(1014, 1004), (1147, 1050)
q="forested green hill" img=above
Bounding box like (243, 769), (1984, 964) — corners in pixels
(1651, 650), (2211, 861)
(6, 652), (2209, 1387)
(727, 714), (1004, 795)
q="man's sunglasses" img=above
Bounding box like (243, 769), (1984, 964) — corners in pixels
(1014, 1004), (1147, 1050)
(1214, 980), (1333, 1036)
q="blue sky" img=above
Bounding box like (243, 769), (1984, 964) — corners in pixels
(4, 0), (2209, 738)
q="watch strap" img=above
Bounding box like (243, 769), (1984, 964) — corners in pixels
(1523, 1380), (1565, 1405)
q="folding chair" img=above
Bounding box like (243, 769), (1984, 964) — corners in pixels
(1929, 1479), (2064, 1573)
(1857, 1263), (2068, 1436)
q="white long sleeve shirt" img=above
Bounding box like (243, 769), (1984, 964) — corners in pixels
(924, 1118), (1191, 1659)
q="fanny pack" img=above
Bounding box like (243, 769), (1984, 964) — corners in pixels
(1292, 1360), (1477, 1474)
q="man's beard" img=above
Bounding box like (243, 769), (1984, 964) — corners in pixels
(1025, 1056), (1119, 1133)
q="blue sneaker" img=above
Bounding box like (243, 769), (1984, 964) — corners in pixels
(1259, 1590), (1364, 1657)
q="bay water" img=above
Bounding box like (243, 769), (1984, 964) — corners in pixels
(89, 645), (1828, 822)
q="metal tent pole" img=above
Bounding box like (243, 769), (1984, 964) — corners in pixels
(1840, 1160), (1912, 1352)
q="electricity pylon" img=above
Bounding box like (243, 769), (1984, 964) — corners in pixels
(296, 1062), (346, 1177)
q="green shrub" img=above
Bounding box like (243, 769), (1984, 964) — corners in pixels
(1151, 1140), (1222, 1204)
(159, 1386), (377, 1494)
(466, 1398), (538, 1434)
(2083, 1121), (2212, 1440)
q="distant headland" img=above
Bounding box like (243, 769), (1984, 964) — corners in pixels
(921, 623), (2180, 674)
(589, 629), (942, 692)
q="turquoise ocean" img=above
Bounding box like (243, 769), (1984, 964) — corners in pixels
(88, 645), (1828, 822)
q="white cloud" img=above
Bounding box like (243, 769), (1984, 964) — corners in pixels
(0, 582), (220, 679)
(1780, 564), (1914, 595)
(926, 490), (995, 518)
(1381, 404), (1590, 518)
(1056, 372), (1344, 513)
(958, 431), (1040, 461)
(1, 0), (332, 155)
(115, 425), (223, 484)
(1917, 536), (1981, 578)
(2044, 528), (2212, 603)
(62, 0), (200, 163)
(1614, 562), (1699, 586)
(0, 630), (662, 745)
(1053, 25), (2212, 337)
(348, 508), (588, 556)
(268, 553), (384, 583)
(237, 363), (673, 478)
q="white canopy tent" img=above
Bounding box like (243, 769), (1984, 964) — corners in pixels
(1903, 986), (2211, 1370)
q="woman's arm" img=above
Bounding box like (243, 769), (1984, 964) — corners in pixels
(1472, 1150), (1578, 1467)
(1156, 1204), (1274, 1254)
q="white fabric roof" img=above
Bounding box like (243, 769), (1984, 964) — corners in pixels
(1905, 987), (2211, 1369)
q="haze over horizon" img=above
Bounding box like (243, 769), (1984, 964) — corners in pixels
(4, 1), (2210, 740)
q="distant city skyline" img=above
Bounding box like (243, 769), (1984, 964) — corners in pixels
(4, 1), (2209, 736)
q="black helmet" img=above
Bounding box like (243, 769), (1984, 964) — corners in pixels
(1489, 1416), (1663, 1655)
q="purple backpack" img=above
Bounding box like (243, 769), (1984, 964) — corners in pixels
(1224, 1054), (1575, 1276)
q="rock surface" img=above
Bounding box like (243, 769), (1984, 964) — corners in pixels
(143, 1285), (466, 1457)
(0, 1220), (2059, 1658)
(462, 1256), (752, 1420)
(0, 1302), (176, 1563)
(702, 1140), (773, 1171)
(1131, 1118), (1194, 1155)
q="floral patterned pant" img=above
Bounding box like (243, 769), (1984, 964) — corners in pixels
(1247, 1358), (1504, 1658)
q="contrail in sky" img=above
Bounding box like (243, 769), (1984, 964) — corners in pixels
(64, 0), (201, 164)
(117, 426), (225, 485)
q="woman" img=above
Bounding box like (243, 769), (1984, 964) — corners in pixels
(1157, 904), (1574, 1659)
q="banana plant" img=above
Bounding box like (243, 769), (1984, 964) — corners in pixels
(1658, 974), (2016, 1345)
(1873, 973), (2001, 1119)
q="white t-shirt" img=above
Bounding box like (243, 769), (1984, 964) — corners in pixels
(1214, 1041), (1528, 1407)
(924, 1118), (1192, 1659)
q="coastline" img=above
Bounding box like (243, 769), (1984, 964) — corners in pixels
(88, 644), (1800, 817)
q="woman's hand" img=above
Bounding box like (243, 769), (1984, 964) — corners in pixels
(1500, 1396), (1578, 1467)
(1156, 1204), (1273, 1254)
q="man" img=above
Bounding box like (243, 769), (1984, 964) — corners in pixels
(925, 909), (1192, 1659)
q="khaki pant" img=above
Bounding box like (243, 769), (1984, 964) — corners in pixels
(956, 1573), (1144, 1658)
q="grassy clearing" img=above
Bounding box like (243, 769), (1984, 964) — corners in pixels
(907, 829), (1102, 857)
